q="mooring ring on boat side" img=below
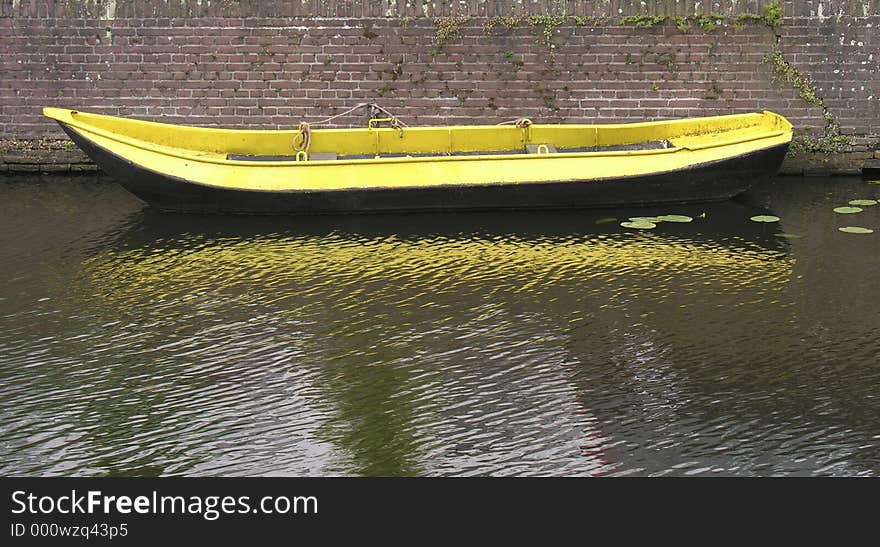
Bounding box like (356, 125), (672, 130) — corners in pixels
(292, 121), (312, 153)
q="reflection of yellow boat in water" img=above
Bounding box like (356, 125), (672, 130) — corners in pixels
(70, 205), (797, 475)
(45, 107), (792, 214)
(81, 205), (794, 319)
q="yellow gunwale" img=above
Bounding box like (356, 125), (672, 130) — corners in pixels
(44, 107), (791, 168)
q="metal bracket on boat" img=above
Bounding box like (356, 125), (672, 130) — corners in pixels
(368, 117), (393, 129)
(295, 150), (309, 162)
(368, 116), (405, 138)
(517, 118), (532, 146)
(536, 144), (550, 155)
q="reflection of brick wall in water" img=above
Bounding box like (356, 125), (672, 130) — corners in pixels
(1, 1), (877, 150)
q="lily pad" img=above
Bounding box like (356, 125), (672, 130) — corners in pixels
(838, 226), (874, 234)
(750, 215), (781, 223)
(628, 216), (664, 223)
(620, 221), (657, 230)
(595, 217), (618, 225)
(774, 233), (803, 239)
(866, 180), (880, 184)
(833, 206), (863, 214)
(656, 214), (693, 223)
(848, 199), (878, 206)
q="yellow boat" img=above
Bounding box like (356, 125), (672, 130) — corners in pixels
(43, 106), (792, 215)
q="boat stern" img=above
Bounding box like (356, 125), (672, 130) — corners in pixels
(762, 110), (794, 136)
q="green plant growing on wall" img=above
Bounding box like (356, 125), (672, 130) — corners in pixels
(674, 16), (689, 32)
(482, 13), (570, 50)
(766, 46), (852, 155)
(675, 14), (725, 32)
(4, 138), (75, 152)
(733, 1), (783, 31)
(694, 14), (725, 32)
(502, 50), (524, 67)
(789, 124), (853, 155)
(763, 1), (783, 29)
(433, 17), (468, 47)
(376, 85), (394, 97)
(621, 15), (667, 28)
(361, 24), (378, 40)
(732, 13), (763, 31)
(767, 48), (822, 107)
(483, 15), (527, 35)
(528, 14), (567, 47)
(654, 51), (677, 71)
(571, 15), (607, 26)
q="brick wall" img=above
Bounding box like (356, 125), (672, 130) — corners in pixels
(1, 1), (878, 153)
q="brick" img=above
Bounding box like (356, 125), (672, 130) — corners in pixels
(1, 7), (878, 157)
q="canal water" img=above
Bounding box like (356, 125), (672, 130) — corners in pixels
(1, 174), (878, 476)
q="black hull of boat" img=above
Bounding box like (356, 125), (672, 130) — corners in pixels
(61, 123), (789, 215)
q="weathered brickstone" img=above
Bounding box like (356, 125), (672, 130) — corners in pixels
(0, 0), (877, 157)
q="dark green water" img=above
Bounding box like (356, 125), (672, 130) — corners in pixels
(1, 174), (878, 476)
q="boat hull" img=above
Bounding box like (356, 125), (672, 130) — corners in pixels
(60, 123), (788, 215)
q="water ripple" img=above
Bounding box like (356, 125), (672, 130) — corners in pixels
(1, 175), (878, 475)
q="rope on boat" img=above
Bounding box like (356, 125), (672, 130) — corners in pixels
(497, 117), (533, 128)
(309, 102), (409, 127)
(293, 107), (533, 159)
(292, 121), (311, 156)
(292, 102), (408, 158)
